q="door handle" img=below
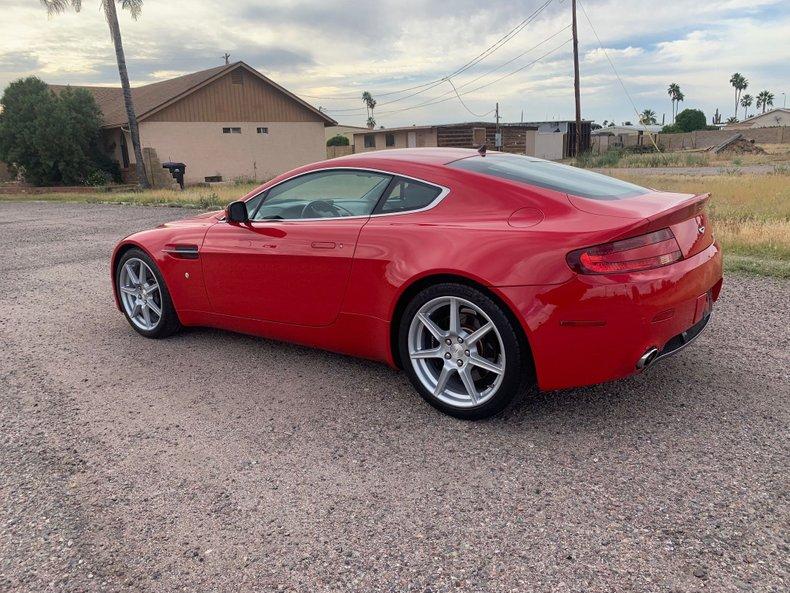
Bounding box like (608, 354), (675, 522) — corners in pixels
(311, 241), (337, 249)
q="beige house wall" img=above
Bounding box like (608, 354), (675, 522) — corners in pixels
(128, 121), (325, 184)
(354, 128), (437, 152)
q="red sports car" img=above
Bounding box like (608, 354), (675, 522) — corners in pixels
(112, 148), (722, 419)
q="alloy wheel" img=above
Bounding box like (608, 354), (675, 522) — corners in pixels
(118, 257), (163, 331)
(408, 296), (506, 408)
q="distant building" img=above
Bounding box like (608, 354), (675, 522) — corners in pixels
(325, 124), (370, 144)
(592, 124), (663, 136)
(49, 61), (335, 185)
(352, 121), (576, 160)
(723, 108), (789, 129)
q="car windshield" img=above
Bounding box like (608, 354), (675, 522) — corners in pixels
(448, 154), (649, 200)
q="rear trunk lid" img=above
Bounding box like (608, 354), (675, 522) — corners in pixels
(567, 191), (714, 258)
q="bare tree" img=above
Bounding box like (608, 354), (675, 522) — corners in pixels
(41, 1), (150, 188)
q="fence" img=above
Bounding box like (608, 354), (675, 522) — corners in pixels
(326, 145), (354, 159)
(591, 126), (789, 154)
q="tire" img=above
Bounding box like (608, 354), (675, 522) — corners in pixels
(398, 282), (531, 420)
(116, 248), (181, 338)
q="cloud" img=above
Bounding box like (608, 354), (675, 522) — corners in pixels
(0, 51), (41, 72)
(584, 46), (644, 64)
(1, 0), (788, 126)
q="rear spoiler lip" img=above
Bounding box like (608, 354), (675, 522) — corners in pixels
(611, 192), (710, 242)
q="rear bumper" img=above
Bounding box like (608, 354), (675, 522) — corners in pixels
(496, 242), (723, 391)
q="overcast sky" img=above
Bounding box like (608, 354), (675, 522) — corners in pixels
(1, 0), (787, 127)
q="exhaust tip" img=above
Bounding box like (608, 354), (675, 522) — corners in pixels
(636, 347), (659, 370)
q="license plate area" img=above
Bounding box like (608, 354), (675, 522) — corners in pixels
(693, 289), (713, 325)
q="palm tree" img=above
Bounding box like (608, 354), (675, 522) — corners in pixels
(362, 91), (377, 129)
(675, 90), (684, 118)
(667, 83), (679, 122)
(726, 116), (739, 124)
(729, 73), (748, 119)
(756, 90), (774, 114)
(740, 94), (753, 120)
(639, 109), (657, 125)
(42, 1), (149, 188)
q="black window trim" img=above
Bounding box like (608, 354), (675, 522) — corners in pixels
(238, 167), (451, 223)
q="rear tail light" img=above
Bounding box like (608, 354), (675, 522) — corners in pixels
(567, 228), (683, 274)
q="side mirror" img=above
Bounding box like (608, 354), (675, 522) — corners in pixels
(226, 201), (249, 223)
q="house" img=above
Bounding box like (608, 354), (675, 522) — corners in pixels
(325, 124), (370, 144)
(50, 62), (336, 185)
(352, 122), (568, 160)
(724, 108), (789, 129)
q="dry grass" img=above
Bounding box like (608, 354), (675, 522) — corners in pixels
(613, 171), (790, 278)
(574, 143), (790, 169)
(3, 170), (788, 278)
(1, 182), (259, 210)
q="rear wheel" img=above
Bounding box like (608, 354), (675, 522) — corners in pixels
(399, 283), (530, 419)
(116, 248), (181, 338)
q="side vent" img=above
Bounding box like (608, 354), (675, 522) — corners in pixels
(162, 245), (199, 260)
(231, 70), (243, 85)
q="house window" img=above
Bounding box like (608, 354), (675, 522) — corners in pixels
(364, 134), (376, 148)
(385, 133), (395, 147)
(222, 127), (242, 134)
(231, 70), (243, 85)
(257, 127), (269, 134)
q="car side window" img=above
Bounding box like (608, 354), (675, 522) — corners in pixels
(251, 170), (392, 220)
(374, 177), (442, 214)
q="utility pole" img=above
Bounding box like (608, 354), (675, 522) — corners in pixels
(571, 0), (582, 158)
(495, 102), (501, 148)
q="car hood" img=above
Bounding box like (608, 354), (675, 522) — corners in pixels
(156, 209), (224, 228)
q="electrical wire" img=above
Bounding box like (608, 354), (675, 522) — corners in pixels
(334, 25), (571, 116)
(371, 38), (572, 118)
(303, 0), (555, 104)
(577, 0), (663, 153)
(444, 78), (496, 118)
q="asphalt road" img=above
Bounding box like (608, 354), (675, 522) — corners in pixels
(1, 202), (787, 593)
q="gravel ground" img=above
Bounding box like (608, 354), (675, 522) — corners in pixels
(0, 202), (788, 593)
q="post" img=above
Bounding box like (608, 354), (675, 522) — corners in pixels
(571, 0), (582, 158)
(495, 102), (501, 149)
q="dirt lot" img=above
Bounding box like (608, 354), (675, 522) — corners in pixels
(1, 202), (788, 593)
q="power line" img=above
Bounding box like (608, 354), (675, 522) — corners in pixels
(325, 26), (572, 117)
(444, 78), (496, 118)
(303, 0), (555, 104)
(372, 38), (572, 118)
(337, 25), (571, 116)
(577, 0), (662, 153)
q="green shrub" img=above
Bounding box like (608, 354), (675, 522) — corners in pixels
(85, 169), (111, 186)
(674, 109), (708, 132)
(326, 134), (350, 147)
(0, 76), (118, 186)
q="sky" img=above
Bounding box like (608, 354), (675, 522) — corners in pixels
(0, 0), (788, 127)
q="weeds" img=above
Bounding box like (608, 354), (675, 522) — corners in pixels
(574, 149), (710, 169)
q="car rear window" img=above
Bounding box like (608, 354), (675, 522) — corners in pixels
(448, 154), (648, 200)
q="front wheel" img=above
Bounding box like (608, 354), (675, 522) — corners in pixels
(116, 248), (181, 338)
(399, 283), (531, 419)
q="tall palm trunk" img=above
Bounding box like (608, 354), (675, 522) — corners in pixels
(103, 0), (149, 187)
(735, 86), (740, 119)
